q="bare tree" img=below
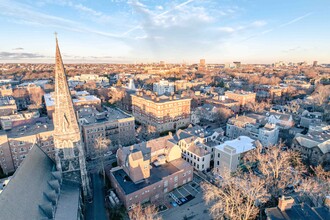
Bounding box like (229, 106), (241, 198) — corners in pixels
(214, 108), (233, 125)
(128, 203), (162, 220)
(202, 170), (268, 220)
(94, 136), (110, 185)
(296, 165), (330, 206)
(29, 87), (45, 106)
(108, 88), (125, 105)
(312, 85), (330, 107)
(246, 101), (271, 113)
(244, 144), (304, 201)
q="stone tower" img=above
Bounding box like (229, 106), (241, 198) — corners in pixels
(53, 35), (90, 197)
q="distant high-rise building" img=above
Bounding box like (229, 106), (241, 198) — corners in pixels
(53, 36), (90, 197)
(160, 60), (165, 66)
(198, 59), (206, 71)
(200, 59), (206, 66)
(233, 61), (241, 68)
(313, 61), (318, 67)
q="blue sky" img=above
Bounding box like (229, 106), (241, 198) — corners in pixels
(0, 0), (329, 63)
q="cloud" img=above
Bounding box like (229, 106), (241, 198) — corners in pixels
(242, 12), (313, 41)
(41, 0), (114, 23)
(217, 20), (267, 34)
(0, 52), (46, 59)
(0, 0), (121, 39)
(279, 12), (313, 28)
(12, 47), (24, 51)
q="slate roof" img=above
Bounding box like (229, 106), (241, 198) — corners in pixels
(265, 203), (330, 220)
(0, 145), (81, 220)
(0, 145), (56, 219)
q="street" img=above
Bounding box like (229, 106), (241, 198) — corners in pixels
(86, 173), (107, 220)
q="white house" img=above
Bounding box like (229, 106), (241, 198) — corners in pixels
(153, 79), (175, 95)
(214, 136), (258, 174)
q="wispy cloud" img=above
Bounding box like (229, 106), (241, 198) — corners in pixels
(279, 12), (313, 28)
(39, 0), (114, 23)
(242, 12), (313, 41)
(12, 47), (24, 51)
(0, 51), (46, 59)
(124, 0), (197, 36)
(217, 20), (267, 34)
(0, 0), (121, 39)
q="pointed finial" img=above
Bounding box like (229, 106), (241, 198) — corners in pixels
(54, 32), (58, 40)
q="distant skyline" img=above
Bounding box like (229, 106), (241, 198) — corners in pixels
(0, 0), (330, 64)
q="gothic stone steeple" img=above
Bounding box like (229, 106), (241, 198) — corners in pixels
(53, 34), (90, 197)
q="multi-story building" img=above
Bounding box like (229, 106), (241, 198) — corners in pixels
(170, 126), (224, 170)
(78, 106), (135, 156)
(300, 111), (323, 128)
(214, 136), (258, 174)
(0, 110), (42, 130)
(110, 135), (193, 209)
(226, 114), (279, 147)
(0, 96), (17, 116)
(254, 85), (283, 102)
(131, 91), (191, 133)
(292, 124), (330, 167)
(207, 95), (240, 113)
(68, 74), (109, 87)
(224, 91), (256, 107)
(267, 112), (294, 129)
(44, 90), (101, 118)
(153, 79), (175, 95)
(0, 84), (13, 97)
(0, 122), (55, 174)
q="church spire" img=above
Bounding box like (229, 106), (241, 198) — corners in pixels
(53, 34), (80, 136)
(53, 34), (90, 197)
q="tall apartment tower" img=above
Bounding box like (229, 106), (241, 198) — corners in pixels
(53, 35), (90, 197)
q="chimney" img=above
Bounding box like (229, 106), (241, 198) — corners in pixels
(325, 195), (330, 209)
(278, 196), (294, 211)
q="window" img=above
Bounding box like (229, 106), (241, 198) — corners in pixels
(218, 153), (220, 158)
(174, 176), (178, 182)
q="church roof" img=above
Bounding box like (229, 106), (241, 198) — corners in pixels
(0, 145), (56, 219)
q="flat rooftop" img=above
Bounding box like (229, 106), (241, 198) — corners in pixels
(79, 107), (132, 125)
(132, 93), (191, 103)
(44, 92), (100, 107)
(112, 158), (186, 195)
(215, 136), (256, 155)
(5, 121), (54, 138)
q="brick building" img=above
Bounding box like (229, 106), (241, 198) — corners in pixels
(44, 90), (101, 118)
(78, 106), (135, 156)
(110, 135), (193, 209)
(0, 122), (55, 174)
(224, 91), (256, 107)
(131, 91), (191, 133)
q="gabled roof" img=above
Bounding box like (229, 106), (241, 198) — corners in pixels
(0, 145), (56, 219)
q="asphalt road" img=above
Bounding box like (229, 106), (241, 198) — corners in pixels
(86, 173), (107, 220)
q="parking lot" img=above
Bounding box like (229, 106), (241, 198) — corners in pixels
(161, 174), (212, 220)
